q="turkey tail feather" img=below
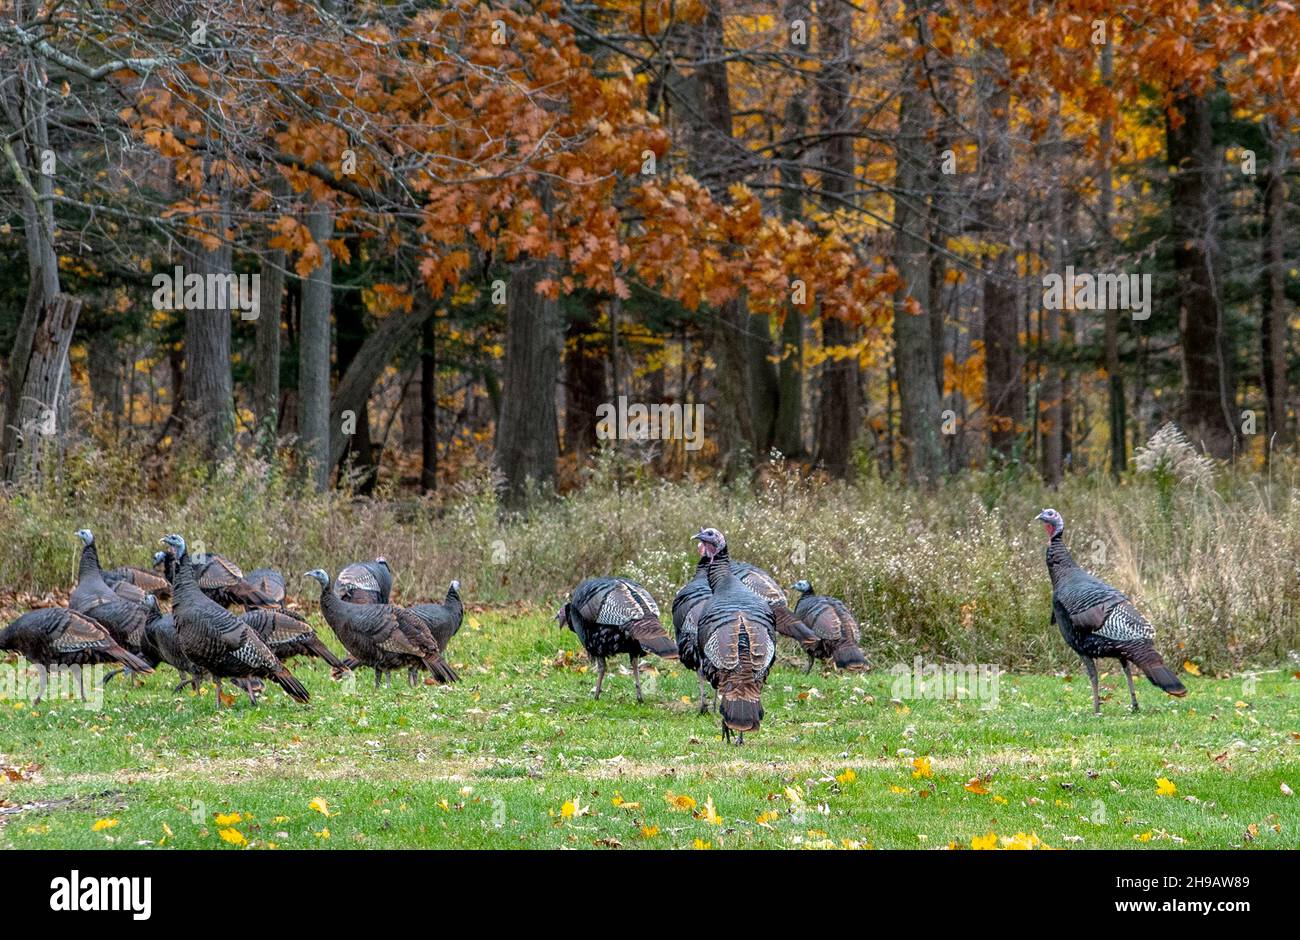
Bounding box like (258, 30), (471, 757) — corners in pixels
(422, 655), (459, 684)
(772, 605), (818, 649)
(304, 636), (346, 669)
(272, 668), (310, 703)
(1130, 646), (1187, 697)
(113, 648), (154, 674)
(833, 643), (867, 672)
(626, 615), (678, 659)
(719, 695), (763, 732)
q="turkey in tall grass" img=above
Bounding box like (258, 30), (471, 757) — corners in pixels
(1036, 509), (1188, 713)
(556, 576), (677, 703)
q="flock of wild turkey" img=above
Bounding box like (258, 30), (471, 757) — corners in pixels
(0, 510), (1187, 743)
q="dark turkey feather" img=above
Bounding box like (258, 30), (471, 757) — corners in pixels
(671, 558), (711, 671)
(335, 558), (393, 605)
(559, 576), (675, 703)
(729, 560), (819, 650)
(166, 540), (309, 706)
(239, 608), (346, 669)
(792, 584), (867, 672)
(70, 537), (150, 652)
(407, 581), (465, 654)
(313, 573), (457, 685)
(0, 607), (153, 703)
(694, 540), (776, 742)
(1040, 510), (1187, 713)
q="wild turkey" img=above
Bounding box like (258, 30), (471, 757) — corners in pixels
(1037, 508), (1188, 713)
(719, 549), (818, 653)
(334, 557), (393, 604)
(305, 569), (457, 687)
(672, 555), (715, 712)
(138, 594), (204, 692)
(555, 577), (677, 703)
(407, 580), (465, 653)
(156, 547), (279, 610)
(691, 527), (776, 744)
(69, 530), (150, 655)
(239, 607), (347, 671)
(244, 568), (289, 609)
(103, 562), (171, 601)
(0, 607), (152, 705)
(159, 534), (310, 708)
(790, 580), (867, 673)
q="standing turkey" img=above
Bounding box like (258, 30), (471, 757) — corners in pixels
(556, 577), (677, 703)
(243, 568), (289, 609)
(160, 534), (310, 708)
(402, 580), (466, 684)
(707, 544), (818, 654)
(0, 607), (152, 704)
(1036, 509), (1187, 713)
(138, 594), (204, 692)
(691, 528), (777, 744)
(334, 557), (393, 604)
(69, 530), (150, 656)
(305, 569), (457, 687)
(790, 580), (867, 673)
(672, 556), (712, 711)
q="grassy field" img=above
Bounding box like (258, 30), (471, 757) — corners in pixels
(2, 608), (1297, 850)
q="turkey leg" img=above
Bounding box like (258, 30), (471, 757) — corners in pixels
(697, 672), (711, 713)
(1081, 656), (1101, 714)
(592, 656), (606, 699)
(1120, 660), (1140, 712)
(631, 655), (642, 703)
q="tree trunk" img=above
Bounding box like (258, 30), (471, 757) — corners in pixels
(420, 314), (437, 493)
(563, 300), (606, 458)
(1167, 89), (1235, 458)
(299, 203), (333, 488)
(179, 190), (235, 464)
(254, 179), (288, 455)
(334, 277), (377, 492)
(890, 0), (944, 483)
(4, 294), (81, 480)
(1260, 119), (1291, 453)
(494, 242), (562, 508)
(813, 0), (861, 476)
(975, 46), (1023, 461)
(1099, 43), (1126, 477)
(1041, 104), (1065, 486)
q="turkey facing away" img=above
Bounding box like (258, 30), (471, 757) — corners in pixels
(721, 550), (819, 654)
(790, 581), (867, 673)
(1037, 509), (1188, 713)
(70, 530), (151, 656)
(556, 577), (677, 703)
(305, 569), (457, 687)
(334, 557), (393, 605)
(0, 607), (153, 704)
(160, 534), (310, 708)
(691, 528), (777, 744)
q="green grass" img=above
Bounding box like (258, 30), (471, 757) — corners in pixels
(1, 609), (1297, 850)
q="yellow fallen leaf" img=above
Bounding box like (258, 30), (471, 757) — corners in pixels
(640, 825), (659, 838)
(1182, 660), (1201, 676)
(964, 777), (989, 795)
(755, 810), (779, 825)
(218, 827), (247, 846)
(912, 756), (933, 779)
(1155, 777), (1177, 797)
(214, 812), (242, 826)
(971, 832), (998, 850)
(665, 791), (696, 812)
(692, 838), (712, 850)
(698, 796), (723, 826)
(836, 769), (857, 785)
(992, 795), (1008, 805)
(1134, 831), (1153, 842)
(308, 797), (334, 817)
(92, 818), (119, 832)
(889, 785), (909, 794)
(314, 827), (330, 840)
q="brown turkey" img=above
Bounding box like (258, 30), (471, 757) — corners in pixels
(0, 607), (152, 705)
(790, 580), (867, 673)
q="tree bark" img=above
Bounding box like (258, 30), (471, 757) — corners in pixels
(563, 299), (606, 458)
(1167, 89), (1235, 458)
(299, 203), (333, 488)
(494, 241), (562, 508)
(812, 0), (861, 477)
(891, 0), (944, 483)
(420, 314), (437, 493)
(1260, 118), (1291, 452)
(1041, 104), (1065, 486)
(974, 47), (1023, 461)
(179, 187), (235, 465)
(254, 179), (288, 455)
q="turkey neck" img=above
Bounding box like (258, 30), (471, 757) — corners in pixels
(444, 587), (463, 612)
(1044, 532), (1076, 585)
(79, 542), (104, 583)
(171, 550), (203, 606)
(318, 586), (350, 625)
(705, 546), (734, 592)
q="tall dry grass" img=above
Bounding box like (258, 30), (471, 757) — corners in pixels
(2, 445), (1296, 671)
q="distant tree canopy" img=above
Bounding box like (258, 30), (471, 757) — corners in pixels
(0, 0), (1296, 497)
